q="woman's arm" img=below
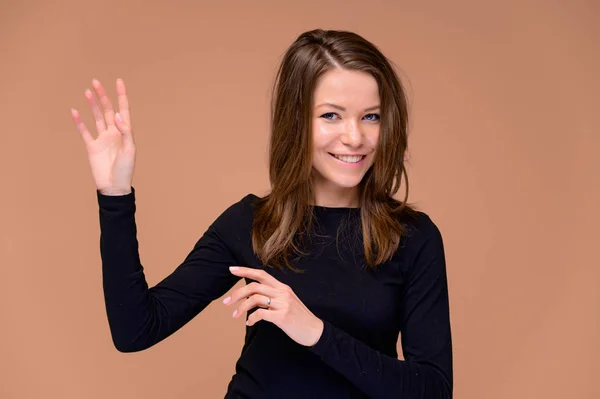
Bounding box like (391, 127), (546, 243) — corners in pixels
(308, 218), (453, 398)
(98, 187), (246, 352)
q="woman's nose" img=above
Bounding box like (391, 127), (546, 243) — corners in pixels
(340, 121), (363, 146)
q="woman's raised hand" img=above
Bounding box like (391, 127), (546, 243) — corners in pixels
(72, 78), (136, 196)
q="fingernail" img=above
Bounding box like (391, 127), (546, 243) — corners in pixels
(232, 309), (237, 318)
(223, 296), (231, 304)
(115, 113), (122, 123)
(229, 266), (239, 272)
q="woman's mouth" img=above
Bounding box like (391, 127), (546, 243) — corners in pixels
(329, 153), (366, 164)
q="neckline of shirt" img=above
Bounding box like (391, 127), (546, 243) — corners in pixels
(311, 205), (361, 213)
(248, 194), (361, 213)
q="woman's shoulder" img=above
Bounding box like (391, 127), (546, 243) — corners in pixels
(390, 206), (447, 279)
(208, 192), (261, 230)
(396, 205), (444, 247)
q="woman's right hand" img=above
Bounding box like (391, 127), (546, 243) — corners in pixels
(71, 78), (136, 196)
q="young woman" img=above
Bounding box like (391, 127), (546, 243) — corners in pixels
(72, 29), (453, 398)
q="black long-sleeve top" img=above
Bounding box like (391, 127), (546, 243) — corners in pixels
(97, 187), (453, 398)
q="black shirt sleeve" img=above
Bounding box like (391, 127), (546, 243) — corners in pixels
(97, 186), (243, 352)
(308, 216), (453, 398)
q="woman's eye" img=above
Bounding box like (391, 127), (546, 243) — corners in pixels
(321, 112), (338, 120)
(319, 112), (380, 121)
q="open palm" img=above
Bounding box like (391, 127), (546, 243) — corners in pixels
(71, 78), (136, 195)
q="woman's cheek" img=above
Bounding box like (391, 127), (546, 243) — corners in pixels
(313, 120), (344, 141)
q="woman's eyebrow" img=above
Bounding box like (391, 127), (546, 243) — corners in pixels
(316, 103), (380, 112)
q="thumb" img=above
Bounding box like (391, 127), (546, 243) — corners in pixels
(115, 113), (133, 143)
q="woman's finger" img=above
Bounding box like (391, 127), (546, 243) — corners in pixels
(233, 294), (274, 318)
(246, 308), (274, 327)
(92, 78), (116, 126)
(229, 267), (288, 290)
(71, 108), (94, 146)
(224, 282), (280, 307)
(114, 112), (134, 146)
(85, 89), (107, 134)
(115, 78), (131, 126)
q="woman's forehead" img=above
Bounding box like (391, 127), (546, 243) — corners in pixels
(313, 69), (379, 107)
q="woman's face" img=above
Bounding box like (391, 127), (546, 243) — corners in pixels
(310, 68), (380, 207)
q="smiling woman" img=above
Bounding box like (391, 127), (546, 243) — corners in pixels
(77, 28), (453, 399)
(311, 68), (381, 200)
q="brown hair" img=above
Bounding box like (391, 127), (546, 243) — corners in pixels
(252, 29), (419, 272)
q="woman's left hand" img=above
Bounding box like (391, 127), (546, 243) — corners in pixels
(223, 266), (324, 347)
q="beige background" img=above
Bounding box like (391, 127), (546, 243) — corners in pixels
(1, 0), (598, 398)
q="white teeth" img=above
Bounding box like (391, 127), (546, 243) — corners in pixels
(333, 154), (364, 163)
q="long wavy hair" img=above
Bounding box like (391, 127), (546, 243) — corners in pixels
(252, 29), (419, 272)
